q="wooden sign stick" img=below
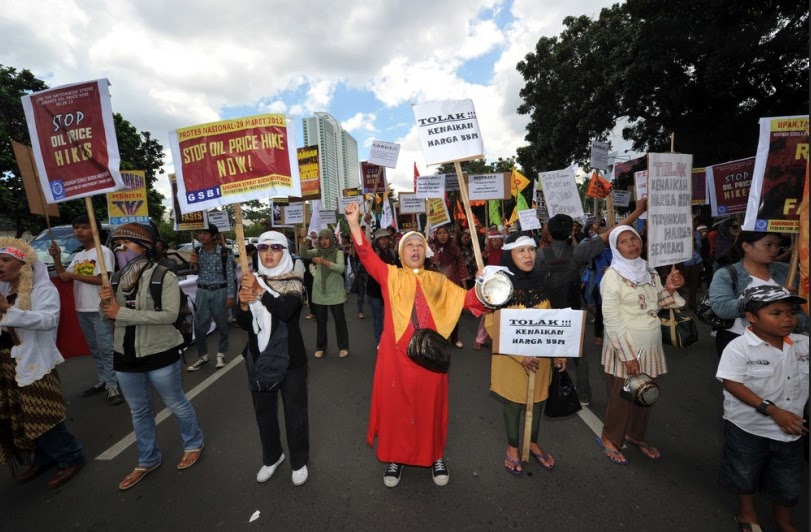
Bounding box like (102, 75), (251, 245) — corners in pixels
(84, 197), (109, 286)
(521, 369), (536, 463)
(454, 161), (484, 271)
(785, 234), (799, 291)
(233, 203), (249, 273)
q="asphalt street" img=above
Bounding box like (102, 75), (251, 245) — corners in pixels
(2, 297), (808, 531)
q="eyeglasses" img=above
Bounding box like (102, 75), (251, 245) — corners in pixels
(257, 244), (285, 252)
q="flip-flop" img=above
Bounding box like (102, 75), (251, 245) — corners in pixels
(177, 444), (204, 470)
(596, 437), (628, 465)
(625, 438), (661, 460)
(119, 462), (161, 490)
(503, 454), (522, 476)
(735, 516), (763, 532)
(531, 451), (555, 470)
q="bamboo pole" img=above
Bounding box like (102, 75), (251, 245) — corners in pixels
(521, 370), (536, 463)
(84, 197), (109, 285)
(233, 203), (249, 273)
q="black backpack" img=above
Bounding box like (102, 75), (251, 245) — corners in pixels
(111, 264), (194, 348)
(538, 246), (583, 310)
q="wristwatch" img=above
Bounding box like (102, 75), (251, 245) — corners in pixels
(756, 400), (775, 416)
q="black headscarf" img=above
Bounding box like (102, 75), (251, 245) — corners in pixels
(499, 232), (548, 307)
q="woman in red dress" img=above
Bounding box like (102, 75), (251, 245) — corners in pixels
(345, 202), (485, 488)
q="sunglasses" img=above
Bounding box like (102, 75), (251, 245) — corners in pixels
(257, 243), (285, 252)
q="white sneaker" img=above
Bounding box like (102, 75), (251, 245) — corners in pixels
(215, 353), (226, 369)
(256, 454), (285, 483)
(292, 465), (309, 486)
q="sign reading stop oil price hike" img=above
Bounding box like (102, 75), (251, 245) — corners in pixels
(21, 78), (125, 203)
(169, 114), (301, 213)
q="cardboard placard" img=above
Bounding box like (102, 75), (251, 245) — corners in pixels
(611, 189), (631, 208)
(538, 168), (585, 220)
(368, 140), (400, 168)
(517, 209), (541, 230)
(468, 173), (510, 200)
(646, 153), (693, 268)
(492, 308), (586, 357)
(590, 140), (610, 171)
(398, 193), (426, 214)
(415, 174), (446, 199)
(412, 99), (484, 166)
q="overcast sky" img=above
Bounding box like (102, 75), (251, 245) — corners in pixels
(1, 0), (618, 204)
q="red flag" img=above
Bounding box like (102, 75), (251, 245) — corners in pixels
(413, 162), (420, 191)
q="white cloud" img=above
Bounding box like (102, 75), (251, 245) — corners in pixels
(341, 112), (377, 134)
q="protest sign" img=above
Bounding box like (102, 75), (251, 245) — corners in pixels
(634, 170), (648, 220)
(590, 140), (610, 171)
(398, 213), (419, 231)
(398, 193), (426, 214)
(707, 157), (754, 216)
(361, 161), (387, 194)
(691, 167), (707, 206)
(297, 146), (320, 200)
(415, 174), (446, 198)
(339, 194), (364, 212)
(492, 308), (585, 358)
(517, 209), (541, 231)
(533, 181), (549, 222)
(368, 140), (400, 168)
(743, 115), (808, 232)
(468, 173), (510, 201)
(646, 153), (694, 268)
(538, 168), (585, 220)
(170, 173), (208, 231)
(169, 114), (300, 213)
(271, 198), (288, 227)
(107, 170), (149, 225)
(412, 99), (484, 165)
(585, 171), (611, 199)
(283, 203), (305, 225)
(611, 189), (631, 208)
(442, 172), (460, 192)
(320, 209), (337, 225)
(11, 140), (60, 217)
(207, 211), (231, 232)
(21, 79), (124, 203)
(426, 197), (451, 227)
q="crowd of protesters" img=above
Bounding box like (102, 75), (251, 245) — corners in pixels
(1, 203), (807, 532)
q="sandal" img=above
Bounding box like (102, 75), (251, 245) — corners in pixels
(625, 437), (661, 460)
(735, 517), (763, 532)
(596, 437), (628, 465)
(177, 445), (204, 470)
(503, 454), (522, 476)
(119, 462), (161, 490)
(531, 450), (555, 470)
(358, 313), (365, 319)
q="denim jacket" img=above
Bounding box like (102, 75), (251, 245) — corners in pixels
(708, 260), (807, 331)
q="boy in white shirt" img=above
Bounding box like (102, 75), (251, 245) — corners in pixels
(49, 215), (122, 405)
(716, 285), (808, 532)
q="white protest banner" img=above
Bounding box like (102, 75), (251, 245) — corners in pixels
(492, 308), (585, 357)
(534, 181), (549, 222)
(415, 174), (446, 199)
(443, 173), (460, 192)
(21, 79), (125, 203)
(646, 152), (694, 268)
(169, 114), (301, 213)
(283, 203), (305, 225)
(426, 197), (451, 227)
(380, 197), (397, 230)
(307, 199), (327, 234)
(398, 193), (426, 214)
(590, 140), (610, 171)
(412, 99), (484, 165)
(339, 195), (361, 212)
(207, 211), (231, 232)
(468, 173), (510, 201)
(538, 168), (585, 220)
(611, 189), (631, 208)
(634, 170), (648, 220)
(517, 209), (541, 231)
(368, 140), (400, 168)
(320, 210), (337, 225)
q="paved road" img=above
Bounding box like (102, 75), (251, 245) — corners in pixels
(2, 298), (808, 531)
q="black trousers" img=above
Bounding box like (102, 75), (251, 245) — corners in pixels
(251, 365), (310, 470)
(312, 302), (349, 351)
(715, 328), (740, 357)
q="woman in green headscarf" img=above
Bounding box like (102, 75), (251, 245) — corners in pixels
(299, 229), (349, 358)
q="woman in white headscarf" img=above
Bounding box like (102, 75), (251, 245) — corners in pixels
(237, 231), (309, 486)
(597, 225), (684, 465)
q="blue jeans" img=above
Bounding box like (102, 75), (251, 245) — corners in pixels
(369, 296), (384, 345)
(194, 287), (230, 358)
(34, 422), (84, 469)
(116, 361), (204, 467)
(77, 311), (117, 389)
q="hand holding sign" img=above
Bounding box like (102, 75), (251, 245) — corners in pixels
(665, 266), (685, 294)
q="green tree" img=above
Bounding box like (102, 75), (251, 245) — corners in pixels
(516, 0), (809, 174)
(0, 65), (166, 236)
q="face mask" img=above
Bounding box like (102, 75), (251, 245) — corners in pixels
(116, 247), (142, 269)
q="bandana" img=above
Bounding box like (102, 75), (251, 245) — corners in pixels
(0, 247), (30, 263)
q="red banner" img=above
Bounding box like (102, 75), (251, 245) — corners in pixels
(691, 167), (707, 205)
(707, 157), (754, 216)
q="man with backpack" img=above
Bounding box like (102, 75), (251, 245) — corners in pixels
(187, 225), (236, 371)
(537, 199), (648, 405)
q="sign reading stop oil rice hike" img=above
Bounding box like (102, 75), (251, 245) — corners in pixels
(646, 153), (694, 268)
(169, 114), (301, 213)
(412, 99), (484, 166)
(21, 78), (125, 203)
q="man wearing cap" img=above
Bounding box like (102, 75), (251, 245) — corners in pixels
(188, 225), (236, 371)
(49, 215), (122, 405)
(716, 285), (808, 532)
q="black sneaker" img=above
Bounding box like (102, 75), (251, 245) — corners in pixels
(81, 382), (106, 397)
(106, 387), (125, 405)
(383, 463), (403, 488)
(187, 356), (209, 372)
(431, 458), (449, 486)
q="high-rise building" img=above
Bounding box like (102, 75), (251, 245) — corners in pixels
(301, 112), (360, 210)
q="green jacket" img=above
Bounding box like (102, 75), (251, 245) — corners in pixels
(300, 247), (346, 305)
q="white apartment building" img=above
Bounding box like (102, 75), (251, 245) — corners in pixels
(301, 112), (360, 210)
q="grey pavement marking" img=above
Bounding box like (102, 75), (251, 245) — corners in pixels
(95, 356), (244, 461)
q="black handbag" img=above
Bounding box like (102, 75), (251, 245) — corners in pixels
(696, 265), (737, 329)
(544, 369), (581, 418)
(406, 306), (451, 373)
(659, 308), (699, 348)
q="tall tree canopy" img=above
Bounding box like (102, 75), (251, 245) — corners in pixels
(516, 0), (809, 176)
(0, 65), (166, 236)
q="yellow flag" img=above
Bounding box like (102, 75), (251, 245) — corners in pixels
(511, 168), (531, 196)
